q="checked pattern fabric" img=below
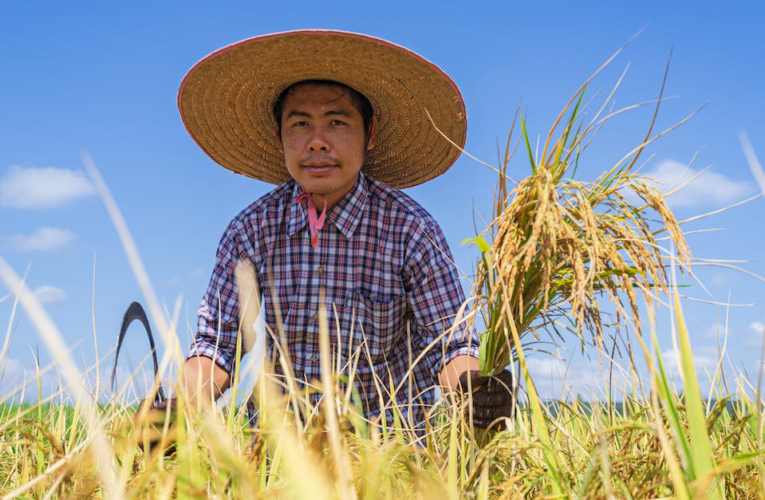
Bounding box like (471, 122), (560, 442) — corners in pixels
(187, 173), (479, 428)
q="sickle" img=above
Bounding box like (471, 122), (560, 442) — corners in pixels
(112, 301), (166, 406)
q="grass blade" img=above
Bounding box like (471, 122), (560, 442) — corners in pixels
(673, 291), (723, 498)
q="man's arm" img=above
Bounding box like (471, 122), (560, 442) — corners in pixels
(182, 355), (231, 410)
(439, 354), (480, 391)
(400, 222), (514, 428)
(184, 219), (250, 406)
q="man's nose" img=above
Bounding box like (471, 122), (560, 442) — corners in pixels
(307, 128), (330, 152)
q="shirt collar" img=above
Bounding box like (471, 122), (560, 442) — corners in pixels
(286, 174), (368, 240)
(287, 181), (306, 237)
(328, 173), (368, 240)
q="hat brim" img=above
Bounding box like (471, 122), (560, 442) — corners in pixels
(178, 30), (467, 188)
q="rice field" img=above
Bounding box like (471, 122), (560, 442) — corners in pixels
(1, 309), (764, 499)
(2, 53), (765, 498)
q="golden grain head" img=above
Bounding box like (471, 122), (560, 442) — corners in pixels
(472, 97), (692, 375)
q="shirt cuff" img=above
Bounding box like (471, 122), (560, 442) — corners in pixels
(186, 341), (235, 375)
(443, 344), (480, 367)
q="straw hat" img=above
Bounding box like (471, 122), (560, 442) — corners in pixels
(178, 30), (467, 188)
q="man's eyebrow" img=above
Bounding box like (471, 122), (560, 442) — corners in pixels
(285, 110), (312, 119)
(324, 109), (351, 117)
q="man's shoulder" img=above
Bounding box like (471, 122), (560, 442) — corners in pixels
(365, 176), (439, 232)
(228, 179), (296, 230)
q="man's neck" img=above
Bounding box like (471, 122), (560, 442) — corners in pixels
(308, 174), (360, 212)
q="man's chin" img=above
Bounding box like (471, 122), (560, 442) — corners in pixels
(297, 179), (335, 196)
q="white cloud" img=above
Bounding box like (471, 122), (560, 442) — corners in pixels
(526, 356), (568, 379)
(0, 166), (95, 209)
(33, 285), (67, 304)
(702, 322), (727, 339)
(0, 358), (62, 402)
(744, 322), (765, 348)
(0, 358), (28, 398)
(525, 356), (616, 400)
(710, 272), (730, 287)
(660, 348), (717, 383)
(640, 159), (753, 209)
(0, 227), (75, 251)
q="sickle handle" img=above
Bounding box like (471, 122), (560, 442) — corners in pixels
(112, 301), (166, 406)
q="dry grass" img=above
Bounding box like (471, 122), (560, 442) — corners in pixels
(469, 60), (694, 377)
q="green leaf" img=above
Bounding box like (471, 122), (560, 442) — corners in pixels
(652, 330), (695, 479)
(461, 236), (491, 255)
(510, 321), (565, 495)
(674, 291), (723, 499)
(520, 115), (537, 173)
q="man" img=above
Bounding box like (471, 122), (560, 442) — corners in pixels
(174, 30), (513, 431)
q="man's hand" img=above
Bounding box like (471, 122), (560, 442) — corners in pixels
(131, 356), (229, 454)
(133, 397), (178, 454)
(457, 369), (515, 430)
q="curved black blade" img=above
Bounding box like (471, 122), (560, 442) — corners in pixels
(112, 301), (166, 406)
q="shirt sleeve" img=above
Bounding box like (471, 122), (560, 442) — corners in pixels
(186, 219), (246, 375)
(403, 220), (480, 381)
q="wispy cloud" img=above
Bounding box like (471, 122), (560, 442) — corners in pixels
(525, 355), (615, 400)
(0, 166), (96, 209)
(0, 227), (75, 251)
(660, 348), (717, 380)
(640, 159), (753, 209)
(0, 358), (59, 401)
(0, 358), (29, 398)
(33, 285), (67, 304)
(745, 322), (765, 348)
(702, 322), (727, 339)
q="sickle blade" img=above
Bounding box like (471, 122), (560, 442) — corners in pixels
(112, 301), (166, 406)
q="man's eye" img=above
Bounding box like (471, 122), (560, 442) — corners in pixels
(330, 120), (347, 126)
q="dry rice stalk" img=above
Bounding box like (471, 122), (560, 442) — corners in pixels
(471, 85), (692, 376)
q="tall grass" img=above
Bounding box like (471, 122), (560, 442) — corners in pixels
(1, 300), (764, 498)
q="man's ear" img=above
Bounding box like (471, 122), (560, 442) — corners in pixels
(273, 123), (283, 152)
(366, 115), (378, 151)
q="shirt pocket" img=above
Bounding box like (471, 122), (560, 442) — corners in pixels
(349, 291), (409, 362)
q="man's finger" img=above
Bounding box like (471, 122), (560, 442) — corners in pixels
(472, 416), (509, 430)
(472, 401), (514, 417)
(471, 405), (496, 420)
(471, 391), (510, 407)
(485, 371), (513, 394)
(457, 369), (488, 392)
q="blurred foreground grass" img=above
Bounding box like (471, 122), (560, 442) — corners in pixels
(1, 322), (764, 499)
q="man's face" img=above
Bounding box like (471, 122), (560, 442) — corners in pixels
(278, 82), (375, 208)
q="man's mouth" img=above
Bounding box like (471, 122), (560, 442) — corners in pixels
(302, 160), (338, 173)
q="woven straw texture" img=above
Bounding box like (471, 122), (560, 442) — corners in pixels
(178, 30), (467, 188)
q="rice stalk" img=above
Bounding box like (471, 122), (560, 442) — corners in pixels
(468, 73), (691, 377)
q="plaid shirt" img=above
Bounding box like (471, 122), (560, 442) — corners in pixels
(187, 173), (479, 427)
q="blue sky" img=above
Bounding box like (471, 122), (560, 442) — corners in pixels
(1, 1), (764, 401)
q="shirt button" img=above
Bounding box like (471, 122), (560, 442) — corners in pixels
(310, 354), (318, 362)
(312, 312), (319, 321)
(369, 294), (376, 301)
(316, 266), (324, 274)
